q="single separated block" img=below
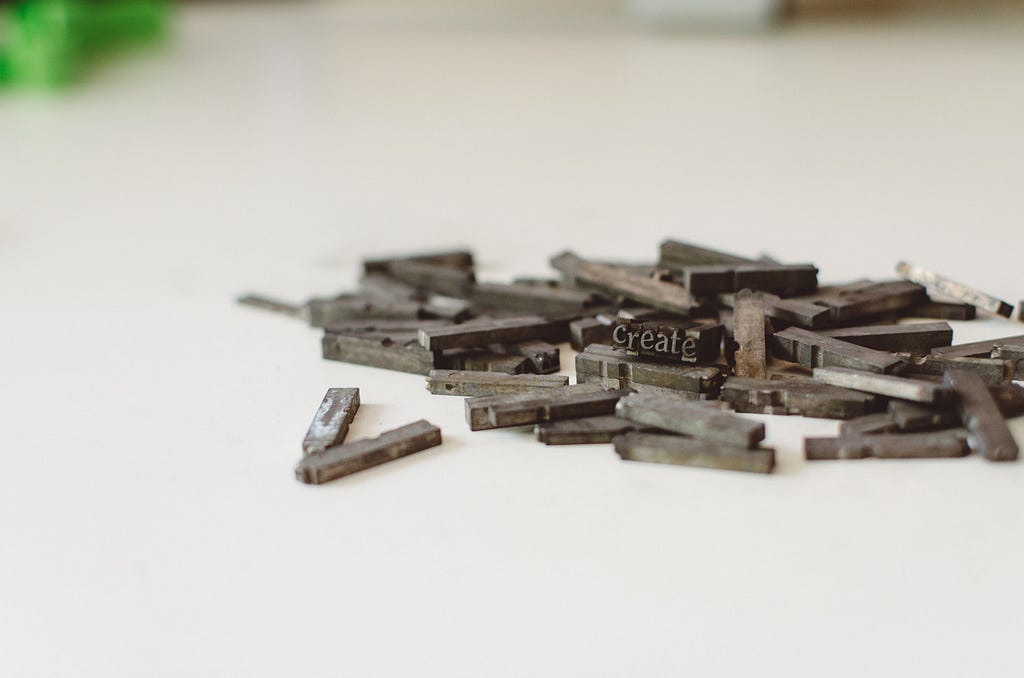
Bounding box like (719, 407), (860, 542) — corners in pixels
(426, 370), (568, 397)
(614, 432), (775, 474)
(616, 392), (765, 449)
(295, 420), (442, 484)
(302, 387), (361, 456)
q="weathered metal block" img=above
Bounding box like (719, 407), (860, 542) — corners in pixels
(469, 282), (599, 314)
(576, 344), (723, 396)
(308, 296), (439, 326)
(805, 430), (969, 460)
(812, 367), (955, 405)
(931, 334), (1024, 359)
(440, 349), (530, 374)
(906, 301), (976, 321)
(427, 370), (568, 396)
(733, 289), (767, 379)
(614, 432), (775, 474)
(897, 261), (1013, 317)
(363, 249), (474, 275)
(720, 376), (879, 419)
(658, 239), (753, 269)
(491, 340), (561, 375)
(465, 384), (630, 431)
(819, 322), (952, 354)
(552, 251), (699, 316)
(817, 280), (928, 323)
(322, 319), (452, 335)
(945, 369), (1020, 461)
(901, 355), (1016, 385)
(302, 388), (361, 456)
(683, 264), (818, 295)
(771, 327), (905, 374)
(720, 292), (830, 330)
(358, 273), (429, 302)
(322, 332), (437, 375)
(385, 260), (476, 298)
(570, 316), (614, 351)
(887, 401), (959, 432)
(610, 319), (723, 364)
(616, 392), (765, 448)
(536, 415), (655, 445)
(418, 316), (557, 351)
(295, 420), (442, 484)
(839, 413), (900, 437)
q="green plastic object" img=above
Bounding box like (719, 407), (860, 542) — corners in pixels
(0, 0), (169, 88)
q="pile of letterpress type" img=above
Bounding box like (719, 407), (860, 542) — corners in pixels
(239, 240), (1024, 484)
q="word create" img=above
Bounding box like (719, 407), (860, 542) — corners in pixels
(611, 320), (723, 364)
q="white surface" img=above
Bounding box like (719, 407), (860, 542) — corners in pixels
(2, 3), (1024, 676)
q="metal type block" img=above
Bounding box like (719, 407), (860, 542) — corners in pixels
(839, 413), (899, 437)
(720, 376), (879, 419)
(237, 293), (309, 321)
(536, 415), (657, 445)
(805, 430), (969, 460)
(385, 260), (476, 298)
(358, 273), (429, 302)
(576, 344), (723, 396)
(896, 261), (1013, 317)
(905, 301), (976, 321)
(464, 384), (609, 431)
(295, 420), (442, 484)
(308, 296), (439, 327)
(610, 319), (723, 364)
(991, 382), (1024, 418)
(322, 332), (437, 375)
(615, 392), (765, 448)
(816, 280), (928, 323)
(491, 340), (561, 374)
(570, 316), (614, 351)
(302, 388), (361, 456)
(363, 249), (474, 275)
(613, 432), (775, 474)
(441, 349), (530, 374)
(321, 319), (452, 335)
(465, 384), (631, 431)
(819, 322), (952, 354)
(552, 251), (699, 316)
(418, 316), (558, 351)
(887, 401), (959, 432)
(931, 334), (1024, 359)
(657, 239), (753, 269)
(733, 290), (767, 379)
(771, 327), (905, 374)
(469, 282), (599, 314)
(720, 292), (830, 330)
(812, 367), (955, 405)
(901, 355), (1016, 384)
(426, 370), (568, 397)
(683, 264), (818, 295)
(945, 370), (1020, 461)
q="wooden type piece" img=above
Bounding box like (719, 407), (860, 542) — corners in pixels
(613, 432), (775, 474)
(812, 367), (955, 405)
(805, 430), (969, 460)
(819, 322), (953, 354)
(302, 388), (361, 456)
(611, 319), (723, 364)
(944, 370), (1020, 461)
(896, 261), (1013, 317)
(733, 290), (767, 379)
(576, 344), (723, 397)
(657, 239), (753, 269)
(427, 370), (568, 397)
(931, 334), (1024, 358)
(237, 293), (309, 321)
(771, 327), (905, 374)
(615, 392), (765, 449)
(887, 401), (959, 432)
(839, 413), (899, 437)
(464, 384), (610, 431)
(536, 415), (655, 445)
(385, 260), (476, 298)
(816, 280), (928, 323)
(295, 420), (442, 484)
(552, 251), (699, 316)
(683, 264), (818, 295)
(906, 301), (976, 321)
(901, 355), (1016, 385)
(469, 282), (598, 314)
(418, 316), (557, 351)
(322, 332), (437, 375)
(720, 376), (880, 419)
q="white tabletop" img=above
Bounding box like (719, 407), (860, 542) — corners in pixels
(2, 3), (1023, 676)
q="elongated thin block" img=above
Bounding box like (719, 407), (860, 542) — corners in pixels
(944, 370), (1020, 461)
(720, 376), (879, 419)
(484, 387), (632, 430)
(439, 348), (529, 374)
(295, 420), (442, 484)
(897, 261), (1013, 317)
(419, 316), (556, 351)
(464, 383), (609, 431)
(427, 370), (568, 397)
(469, 282), (598, 314)
(386, 260), (476, 298)
(931, 334), (1024, 358)
(819, 322), (952, 354)
(684, 264), (818, 295)
(733, 290), (767, 379)
(805, 430), (968, 460)
(554, 252), (698, 316)
(322, 332), (437, 375)
(616, 392), (765, 448)
(308, 296), (437, 326)
(658, 239), (753, 269)
(992, 343), (1024, 362)
(772, 327), (905, 374)
(839, 413), (899, 437)
(536, 415), (654, 445)
(614, 432), (775, 474)
(302, 388), (361, 456)
(322, 319), (452, 335)
(358, 272), (429, 301)
(907, 301), (976, 321)
(888, 401), (959, 432)
(363, 249), (474, 274)
(237, 293), (309, 321)
(818, 280), (928, 323)
(812, 367), (954, 404)
(576, 344), (723, 396)
(491, 340), (560, 374)
(991, 382), (1024, 418)
(570, 316), (614, 351)
(902, 355), (1015, 384)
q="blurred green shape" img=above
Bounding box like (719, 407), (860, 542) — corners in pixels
(0, 0), (169, 88)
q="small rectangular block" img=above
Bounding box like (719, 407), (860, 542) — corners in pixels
(464, 383), (622, 431)
(576, 344), (724, 396)
(812, 366), (955, 405)
(805, 430), (969, 460)
(614, 432), (775, 474)
(616, 392), (765, 449)
(295, 420), (442, 484)
(772, 327), (906, 374)
(536, 415), (655, 445)
(720, 376), (880, 419)
(418, 316), (557, 351)
(322, 332), (437, 375)
(945, 369), (1020, 462)
(610, 319), (723, 364)
(426, 370), (568, 396)
(819, 322), (953, 355)
(897, 261), (1013, 317)
(302, 387), (361, 456)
